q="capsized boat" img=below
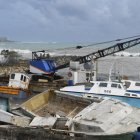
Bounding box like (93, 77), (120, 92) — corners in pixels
(59, 80), (140, 108)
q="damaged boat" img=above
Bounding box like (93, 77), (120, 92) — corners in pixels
(8, 90), (138, 140)
(0, 72), (30, 99)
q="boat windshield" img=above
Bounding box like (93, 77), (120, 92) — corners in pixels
(99, 83), (107, 87)
(135, 83), (140, 86)
(85, 83), (94, 90)
(111, 83), (122, 89)
(11, 74), (15, 79)
(118, 84), (122, 89)
(124, 81), (131, 88)
(111, 83), (118, 88)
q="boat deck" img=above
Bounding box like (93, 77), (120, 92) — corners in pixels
(21, 90), (93, 117)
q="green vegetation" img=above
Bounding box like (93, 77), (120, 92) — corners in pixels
(1, 50), (21, 65)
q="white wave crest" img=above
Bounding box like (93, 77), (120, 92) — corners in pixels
(12, 49), (31, 54)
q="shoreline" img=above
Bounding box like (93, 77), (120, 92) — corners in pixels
(0, 55), (139, 81)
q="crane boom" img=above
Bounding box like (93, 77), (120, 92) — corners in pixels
(56, 37), (140, 70)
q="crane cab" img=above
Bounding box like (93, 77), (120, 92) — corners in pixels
(30, 59), (56, 74)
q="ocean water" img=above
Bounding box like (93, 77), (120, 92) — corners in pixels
(0, 41), (91, 59)
(1, 41), (140, 79)
(0, 40), (140, 57)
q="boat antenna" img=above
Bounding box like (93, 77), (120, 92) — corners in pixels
(109, 61), (116, 81)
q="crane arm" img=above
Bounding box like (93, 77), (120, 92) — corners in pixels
(56, 37), (140, 70)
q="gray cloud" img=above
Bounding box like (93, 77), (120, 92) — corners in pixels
(0, 0), (139, 42)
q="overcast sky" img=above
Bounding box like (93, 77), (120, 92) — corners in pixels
(0, 0), (140, 42)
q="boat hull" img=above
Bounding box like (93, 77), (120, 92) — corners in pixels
(0, 126), (133, 140)
(0, 86), (29, 99)
(59, 91), (140, 108)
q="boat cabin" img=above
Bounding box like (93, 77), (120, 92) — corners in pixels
(123, 80), (140, 91)
(87, 81), (126, 96)
(8, 73), (30, 90)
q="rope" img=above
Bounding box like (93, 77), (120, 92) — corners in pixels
(76, 34), (140, 48)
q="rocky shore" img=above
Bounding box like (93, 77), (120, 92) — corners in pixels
(0, 60), (29, 75)
(0, 55), (78, 75)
